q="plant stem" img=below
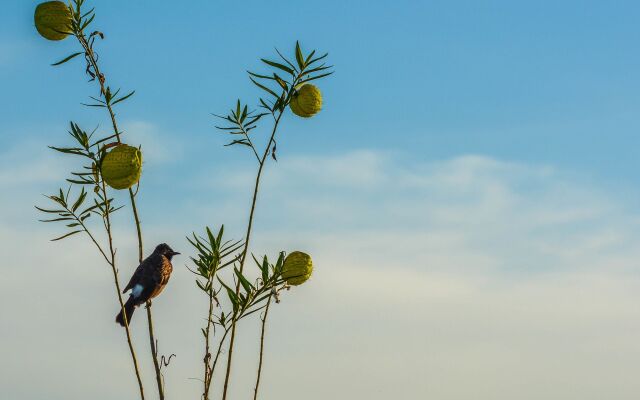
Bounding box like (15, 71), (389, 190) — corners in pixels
(203, 285), (215, 399)
(100, 180), (146, 400)
(210, 327), (231, 387)
(221, 112), (283, 400)
(67, 183), (147, 399)
(253, 294), (272, 400)
(77, 32), (165, 400)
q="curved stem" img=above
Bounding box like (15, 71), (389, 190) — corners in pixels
(101, 180), (146, 400)
(253, 294), (272, 400)
(77, 31), (164, 400)
(221, 112), (283, 400)
(203, 286), (215, 399)
(210, 328), (231, 382)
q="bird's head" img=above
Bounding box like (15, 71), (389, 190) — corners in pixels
(155, 243), (180, 260)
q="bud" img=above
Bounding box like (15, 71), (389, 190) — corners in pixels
(282, 251), (313, 286)
(101, 145), (143, 190)
(34, 1), (72, 41)
(289, 84), (322, 118)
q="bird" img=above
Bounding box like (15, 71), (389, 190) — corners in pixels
(116, 243), (180, 327)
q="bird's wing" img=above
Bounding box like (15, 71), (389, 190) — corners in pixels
(122, 262), (146, 293)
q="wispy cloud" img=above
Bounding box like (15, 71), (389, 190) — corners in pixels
(2, 149), (640, 399)
(122, 120), (186, 166)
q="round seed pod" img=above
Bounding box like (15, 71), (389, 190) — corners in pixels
(282, 251), (313, 286)
(101, 145), (142, 190)
(289, 84), (322, 118)
(34, 1), (72, 41)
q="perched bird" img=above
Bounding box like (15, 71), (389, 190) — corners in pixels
(116, 243), (180, 327)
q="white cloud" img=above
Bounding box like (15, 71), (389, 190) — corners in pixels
(121, 120), (185, 166)
(2, 149), (640, 399)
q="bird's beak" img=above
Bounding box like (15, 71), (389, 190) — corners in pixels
(171, 251), (181, 256)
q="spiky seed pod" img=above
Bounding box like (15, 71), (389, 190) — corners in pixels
(282, 251), (313, 286)
(101, 145), (143, 190)
(34, 1), (72, 41)
(289, 84), (323, 118)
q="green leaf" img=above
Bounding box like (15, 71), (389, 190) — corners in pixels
(295, 41), (305, 70)
(247, 71), (276, 80)
(206, 226), (216, 248)
(80, 13), (95, 30)
(71, 189), (87, 212)
(259, 98), (272, 112)
(217, 225), (224, 246)
(35, 206), (65, 214)
(274, 48), (298, 72)
(304, 50), (317, 66)
(261, 58), (294, 75)
(218, 278), (239, 309)
(48, 146), (87, 157)
(241, 105), (248, 122)
(261, 258), (268, 283)
(51, 230), (82, 241)
(235, 267), (254, 294)
(302, 64), (333, 75)
(306, 52), (329, 66)
(51, 52), (83, 66)
(249, 77), (278, 98)
(273, 74), (288, 91)
(111, 90), (135, 106)
(225, 139), (252, 148)
(245, 113), (267, 126)
(39, 216), (74, 223)
(299, 71), (334, 84)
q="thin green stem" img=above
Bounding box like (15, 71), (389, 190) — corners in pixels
(221, 112), (283, 400)
(237, 124), (260, 162)
(61, 185), (146, 400)
(100, 179), (146, 400)
(203, 285), (215, 399)
(205, 326), (231, 397)
(253, 294), (272, 400)
(76, 29), (165, 400)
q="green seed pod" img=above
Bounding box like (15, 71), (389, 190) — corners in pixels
(282, 251), (313, 286)
(289, 84), (322, 118)
(101, 145), (142, 190)
(34, 1), (72, 41)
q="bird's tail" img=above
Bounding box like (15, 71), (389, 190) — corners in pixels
(115, 296), (136, 327)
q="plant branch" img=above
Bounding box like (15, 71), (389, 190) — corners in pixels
(100, 178), (146, 400)
(221, 111), (283, 400)
(253, 293), (272, 400)
(202, 286), (216, 399)
(74, 19), (165, 400)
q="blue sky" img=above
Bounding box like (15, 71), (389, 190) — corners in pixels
(2, 1), (640, 399)
(2, 1), (640, 181)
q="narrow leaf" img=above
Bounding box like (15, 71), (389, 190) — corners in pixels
(51, 52), (83, 66)
(51, 230), (82, 241)
(261, 58), (294, 75)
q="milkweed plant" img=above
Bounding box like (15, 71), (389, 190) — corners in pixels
(32, 1), (333, 400)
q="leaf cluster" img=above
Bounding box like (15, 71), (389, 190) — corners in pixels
(215, 41), (333, 160)
(50, 1), (136, 109)
(188, 226), (243, 293)
(218, 252), (286, 328)
(187, 227), (287, 330)
(36, 122), (122, 242)
(249, 41), (333, 113)
(36, 186), (116, 242)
